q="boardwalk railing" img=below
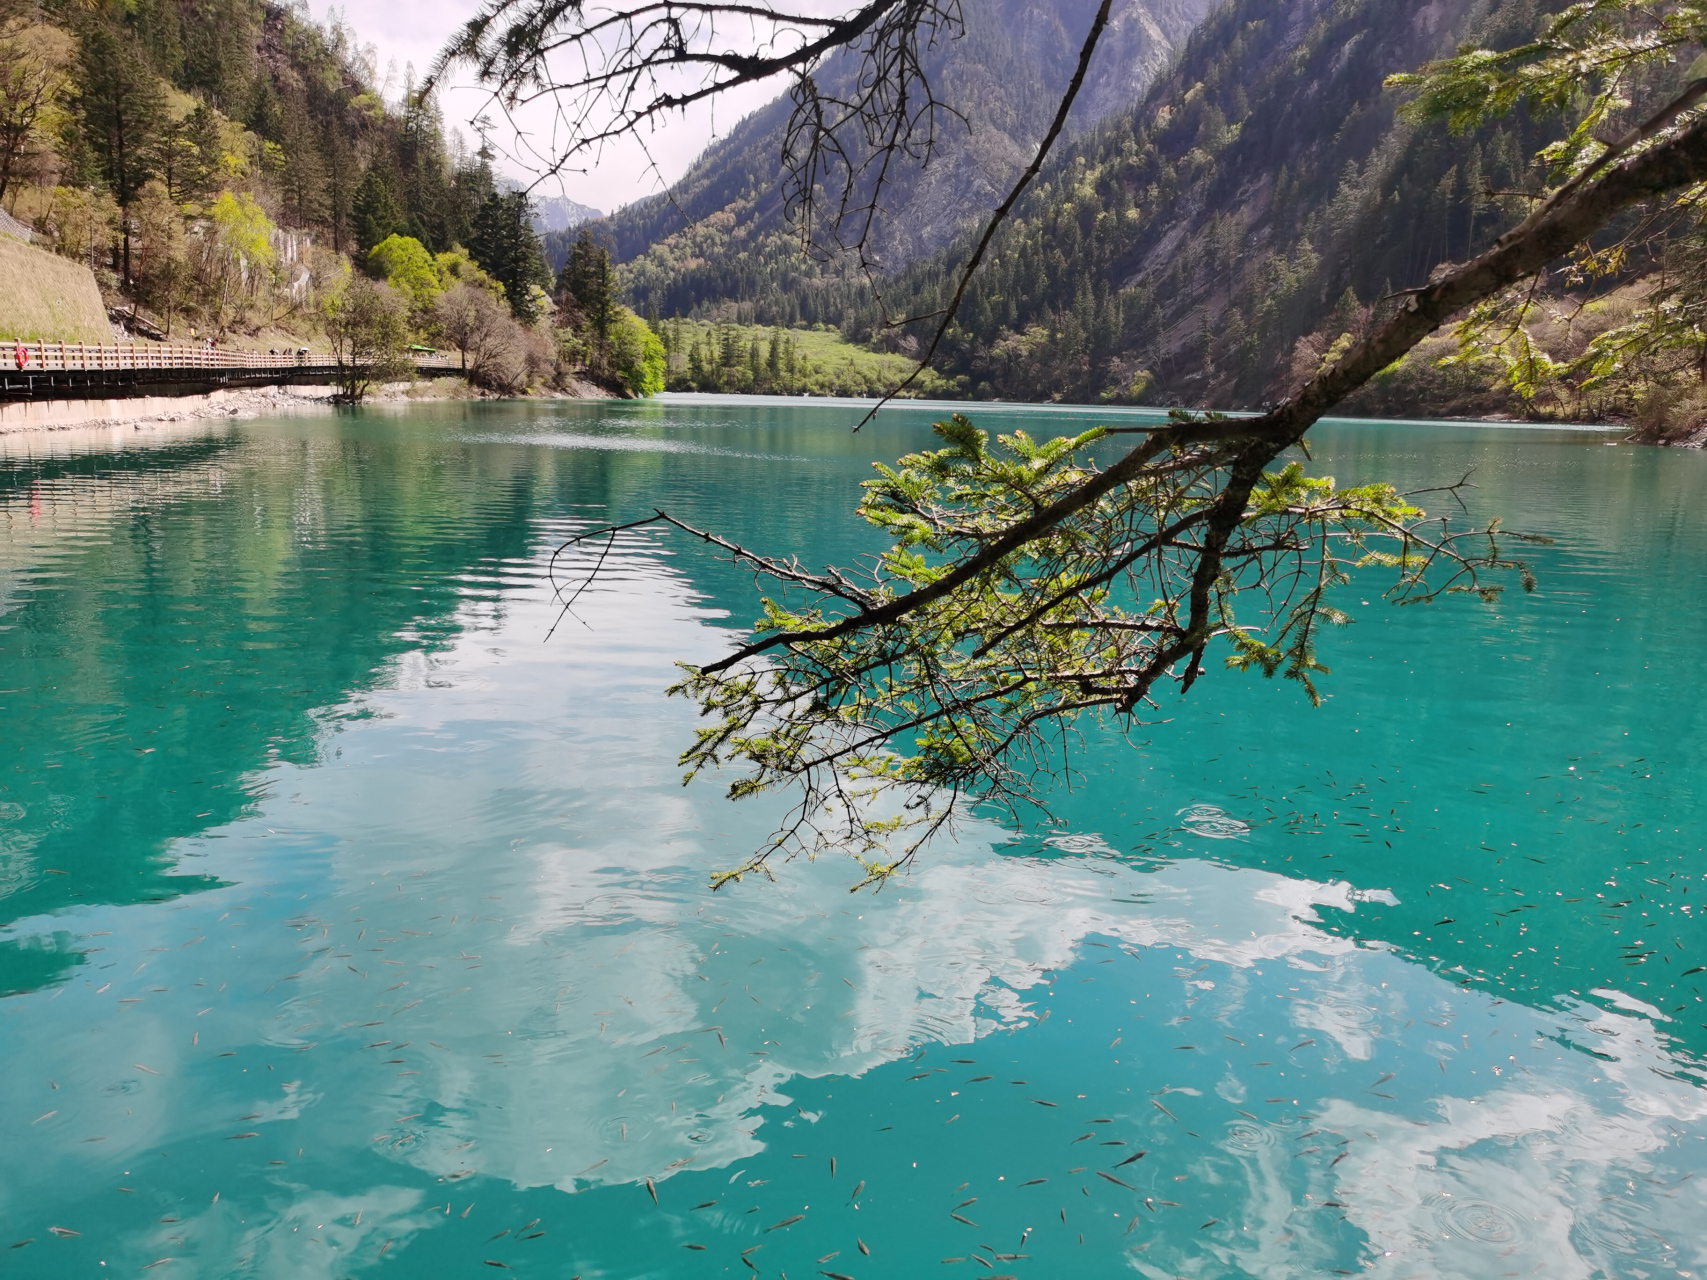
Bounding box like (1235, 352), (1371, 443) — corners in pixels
(3, 340), (450, 373)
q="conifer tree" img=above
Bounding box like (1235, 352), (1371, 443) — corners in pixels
(76, 22), (166, 283)
(471, 190), (550, 323)
(352, 168), (405, 254)
(556, 228), (614, 342)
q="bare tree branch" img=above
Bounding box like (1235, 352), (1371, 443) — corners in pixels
(852, 0), (1115, 426)
(426, 1), (973, 260)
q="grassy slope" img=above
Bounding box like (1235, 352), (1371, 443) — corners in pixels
(0, 236), (111, 343)
(663, 321), (953, 398)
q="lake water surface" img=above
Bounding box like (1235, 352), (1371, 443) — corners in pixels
(1, 398), (1705, 1278)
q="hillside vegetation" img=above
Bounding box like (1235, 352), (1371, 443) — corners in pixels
(0, 0), (656, 396)
(606, 0), (1212, 327)
(851, 0), (1707, 432)
(601, 0), (1707, 436)
(658, 320), (950, 398)
(847, 0), (1571, 404)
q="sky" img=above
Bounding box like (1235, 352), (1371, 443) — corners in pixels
(308, 1), (809, 217)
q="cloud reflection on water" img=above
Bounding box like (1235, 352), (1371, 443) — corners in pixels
(2, 478), (1705, 1277)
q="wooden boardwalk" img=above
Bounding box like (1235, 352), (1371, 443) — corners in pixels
(1, 340), (464, 400)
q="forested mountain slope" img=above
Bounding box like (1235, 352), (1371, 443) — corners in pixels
(0, 0), (658, 396)
(4, 0), (496, 270)
(853, 0), (1582, 406)
(603, 0), (1214, 325)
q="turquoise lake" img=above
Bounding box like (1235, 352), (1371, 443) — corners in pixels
(1, 398), (1704, 1277)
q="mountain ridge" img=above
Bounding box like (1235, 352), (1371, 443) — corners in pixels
(599, 0), (1215, 323)
(845, 0), (1586, 407)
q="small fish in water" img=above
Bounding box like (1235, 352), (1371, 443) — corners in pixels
(857, 1238), (870, 1256)
(1096, 1172), (1136, 1190)
(1020, 1179), (1046, 1186)
(954, 1198), (977, 1210)
(644, 1178), (657, 1204)
(830, 1156), (836, 1178)
(848, 1180), (865, 1203)
(766, 1214), (805, 1232)
(682, 1244), (706, 1251)
(949, 1212), (977, 1227)
(1115, 1151), (1147, 1168)
(817, 1252), (839, 1264)
(692, 1201), (717, 1210)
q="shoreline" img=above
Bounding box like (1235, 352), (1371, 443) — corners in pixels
(4, 381), (1702, 447)
(0, 376), (617, 436)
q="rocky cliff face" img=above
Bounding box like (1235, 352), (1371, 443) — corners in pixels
(602, 0), (1215, 320)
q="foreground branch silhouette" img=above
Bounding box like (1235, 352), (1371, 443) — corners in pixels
(479, 1), (1707, 885)
(550, 101), (1707, 887)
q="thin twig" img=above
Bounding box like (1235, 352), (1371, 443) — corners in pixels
(850, 0), (1115, 428)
